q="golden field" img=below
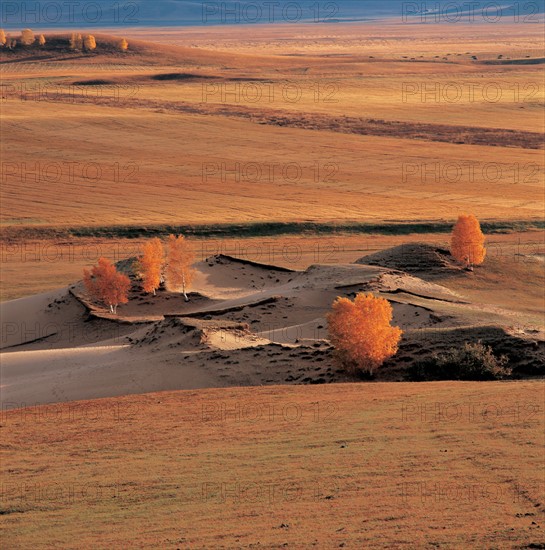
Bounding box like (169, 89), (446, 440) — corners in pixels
(0, 23), (543, 231)
(1, 382), (544, 548)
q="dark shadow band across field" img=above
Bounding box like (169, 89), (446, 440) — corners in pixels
(2, 220), (544, 241)
(11, 91), (544, 149)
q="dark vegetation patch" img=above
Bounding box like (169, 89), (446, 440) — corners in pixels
(72, 79), (115, 86)
(356, 243), (459, 275)
(408, 342), (512, 381)
(3, 220), (543, 241)
(0, 505), (28, 515)
(481, 58), (545, 65)
(393, 326), (545, 380)
(151, 73), (215, 81)
(6, 84), (542, 149)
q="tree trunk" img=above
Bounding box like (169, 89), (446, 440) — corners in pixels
(182, 272), (189, 301)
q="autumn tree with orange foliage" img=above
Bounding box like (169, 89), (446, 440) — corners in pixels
(83, 34), (96, 51)
(83, 257), (131, 314)
(20, 29), (35, 45)
(165, 234), (195, 301)
(327, 293), (402, 375)
(70, 32), (83, 50)
(139, 238), (164, 295)
(450, 214), (486, 269)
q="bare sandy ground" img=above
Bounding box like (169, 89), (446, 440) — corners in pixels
(1, 246), (543, 407)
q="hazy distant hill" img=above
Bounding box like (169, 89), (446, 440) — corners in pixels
(2, 0), (543, 29)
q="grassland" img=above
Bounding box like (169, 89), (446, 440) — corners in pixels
(1, 22), (544, 302)
(1, 382), (544, 548)
(1, 23), (543, 231)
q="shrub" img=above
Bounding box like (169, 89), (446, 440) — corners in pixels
(409, 342), (511, 381)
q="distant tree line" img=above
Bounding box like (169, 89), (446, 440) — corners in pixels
(0, 29), (129, 52)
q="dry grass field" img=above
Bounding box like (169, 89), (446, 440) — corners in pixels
(1, 382), (544, 549)
(1, 23), (543, 231)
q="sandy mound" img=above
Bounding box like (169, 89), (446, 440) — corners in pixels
(194, 254), (295, 299)
(356, 243), (462, 278)
(0, 288), (137, 351)
(1, 251), (543, 406)
(130, 316), (268, 351)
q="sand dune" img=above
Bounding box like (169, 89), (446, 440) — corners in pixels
(1, 248), (543, 407)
